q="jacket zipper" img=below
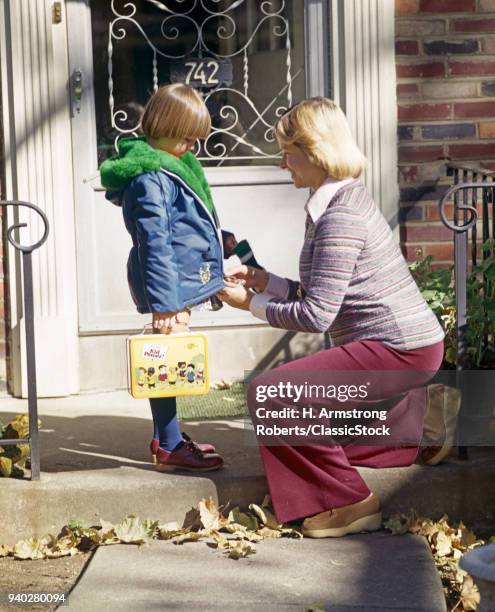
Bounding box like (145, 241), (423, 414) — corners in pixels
(159, 168), (224, 261)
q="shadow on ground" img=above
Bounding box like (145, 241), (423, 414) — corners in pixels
(0, 411), (262, 476)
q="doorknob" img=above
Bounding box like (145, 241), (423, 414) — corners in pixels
(71, 69), (83, 114)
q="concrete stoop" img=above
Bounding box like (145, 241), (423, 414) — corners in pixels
(1, 391), (494, 544)
(1, 440), (494, 545)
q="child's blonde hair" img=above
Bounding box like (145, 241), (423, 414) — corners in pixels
(274, 97), (367, 179)
(141, 83), (211, 141)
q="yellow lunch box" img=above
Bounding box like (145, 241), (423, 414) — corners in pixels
(127, 332), (209, 398)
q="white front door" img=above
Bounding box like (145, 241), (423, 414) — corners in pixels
(66, 1), (329, 338)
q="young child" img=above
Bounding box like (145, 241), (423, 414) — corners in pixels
(100, 83), (236, 472)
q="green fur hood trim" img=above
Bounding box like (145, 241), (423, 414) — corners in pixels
(99, 137), (215, 215)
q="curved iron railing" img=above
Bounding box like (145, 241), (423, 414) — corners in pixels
(438, 164), (495, 458)
(0, 201), (49, 480)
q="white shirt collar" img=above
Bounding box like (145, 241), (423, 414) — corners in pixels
(305, 177), (355, 223)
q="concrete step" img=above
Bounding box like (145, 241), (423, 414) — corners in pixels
(2, 393), (495, 544)
(1, 424), (495, 544)
(66, 534), (447, 611)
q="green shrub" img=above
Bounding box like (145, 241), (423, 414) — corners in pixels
(409, 239), (495, 369)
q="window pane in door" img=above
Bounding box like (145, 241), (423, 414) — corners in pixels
(90, 0), (306, 167)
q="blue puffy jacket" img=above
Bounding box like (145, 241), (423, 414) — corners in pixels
(123, 170), (224, 313)
(100, 138), (225, 313)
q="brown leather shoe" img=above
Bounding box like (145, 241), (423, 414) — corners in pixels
(150, 434), (217, 464)
(155, 441), (223, 473)
(302, 493), (382, 538)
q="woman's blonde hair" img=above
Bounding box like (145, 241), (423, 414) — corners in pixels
(141, 83), (211, 141)
(274, 97), (367, 179)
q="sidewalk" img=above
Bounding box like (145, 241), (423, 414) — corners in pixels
(1, 391), (495, 545)
(66, 534), (446, 611)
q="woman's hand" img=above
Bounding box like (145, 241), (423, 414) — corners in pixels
(224, 265), (269, 292)
(217, 284), (254, 311)
(152, 309), (190, 334)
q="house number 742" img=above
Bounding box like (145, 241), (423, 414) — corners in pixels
(184, 60), (219, 86)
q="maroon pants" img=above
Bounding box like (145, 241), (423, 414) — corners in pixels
(249, 339), (444, 523)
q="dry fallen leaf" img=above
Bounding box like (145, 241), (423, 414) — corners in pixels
(249, 503), (281, 530)
(257, 526), (282, 539)
(225, 539), (256, 559)
(174, 531), (204, 545)
(459, 575), (480, 611)
(158, 522), (183, 540)
(114, 516), (149, 544)
(0, 544), (11, 557)
(199, 497), (224, 533)
(383, 512), (413, 536)
(214, 379), (232, 390)
(228, 507), (259, 532)
(13, 537), (49, 560)
(182, 507), (202, 531)
(211, 532), (230, 550)
(434, 531), (453, 557)
(383, 510), (485, 611)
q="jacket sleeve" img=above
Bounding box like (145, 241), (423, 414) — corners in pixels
(264, 207), (367, 333)
(129, 173), (182, 313)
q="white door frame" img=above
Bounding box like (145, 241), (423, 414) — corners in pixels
(66, 0), (331, 334)
(0, 0), (79, 397)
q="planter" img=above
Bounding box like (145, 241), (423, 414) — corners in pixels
(460, 544), (495, 612)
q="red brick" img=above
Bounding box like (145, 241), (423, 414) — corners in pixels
(453, 18), (495, 32)
(420, 0), (475, 11)
(403, 223), (453, 242)
(397, 83), (420, 99)
(396, 41), (420, 55)
(397, 19), (446, 36)
(454, 101), (495, 117)
(424, 39), (478, 55)
(400, 161), (447, 182)
(400, 165), (420, 182)
(483, 162), (495, 170)
(403, 224), (453, 241)
(424, 242), (455, 260)
(427, 203), (450, 221)
(449, 60), (495, 77)
(448, 142), (495, 159)
(422, 80), (477, 100)
(399, 145), (445, 162)
(398, 103), (451, 121)
(479, 0), (495, 12)
(480, 122), (495, 138)
(483, 39), (495, 54)
(426, 202), (483, 220)
(396, 0), (419, 15)
(397, 62), (445, 78)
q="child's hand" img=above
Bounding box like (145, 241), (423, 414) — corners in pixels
(224, 265), (269, 292)
(217, 285), (253, 311)
(153, 309), (190, 334)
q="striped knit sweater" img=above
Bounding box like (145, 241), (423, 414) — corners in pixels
(259, 179), (444, 350)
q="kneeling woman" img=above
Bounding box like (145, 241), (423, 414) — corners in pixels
(218, 98), (444, 537)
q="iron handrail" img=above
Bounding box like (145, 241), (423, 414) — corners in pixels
(0, 200), (49, 480)
(438, 166), (495, 458)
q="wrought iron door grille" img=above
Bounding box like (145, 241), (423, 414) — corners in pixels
(97, 0), (305, 166)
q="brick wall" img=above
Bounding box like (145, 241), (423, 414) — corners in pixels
(396, 0), (495, 265)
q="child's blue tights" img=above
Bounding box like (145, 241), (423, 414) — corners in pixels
(149, 397), (183, 451)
